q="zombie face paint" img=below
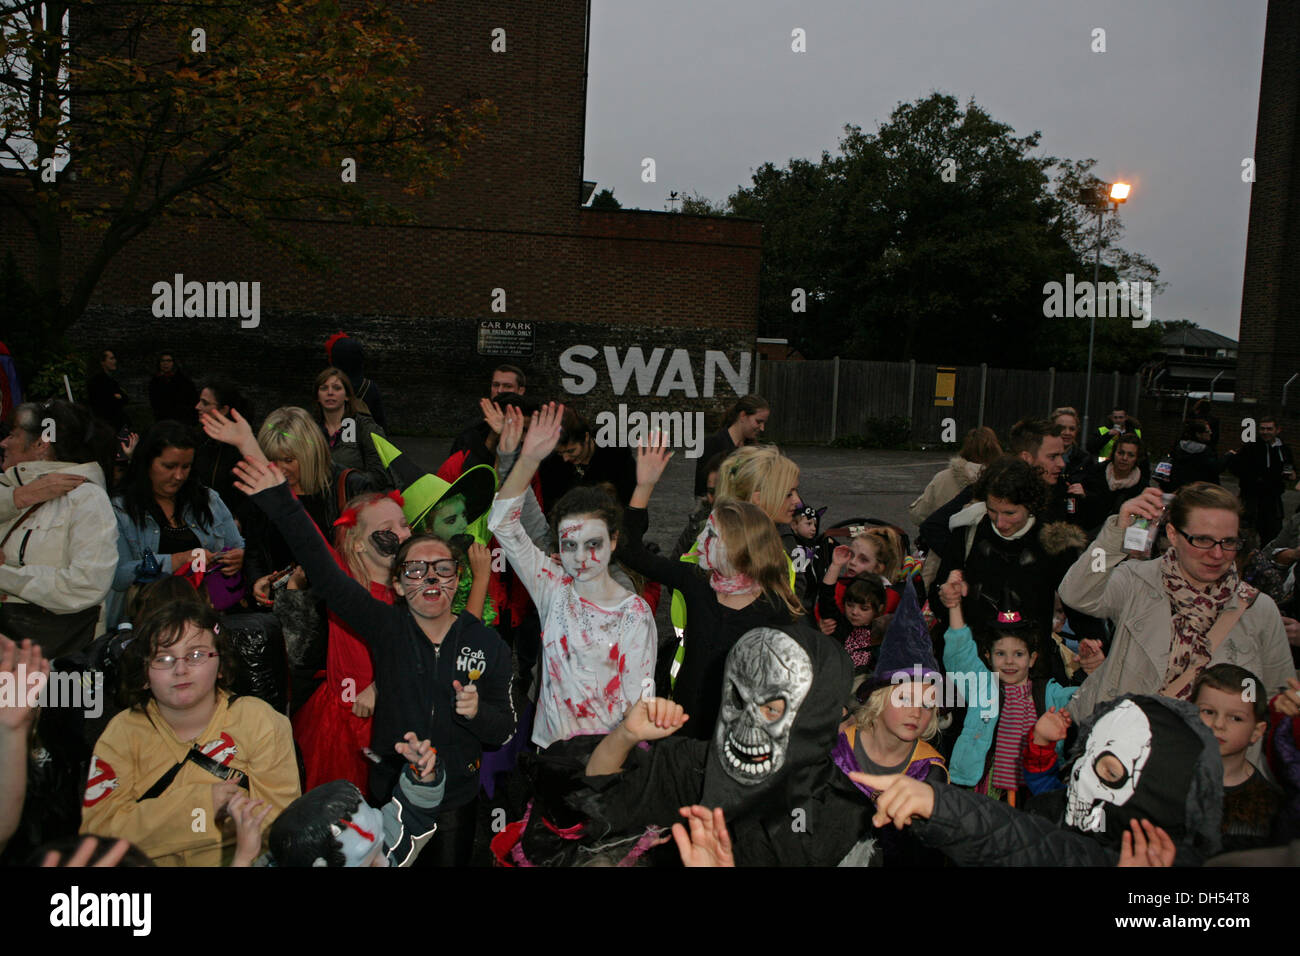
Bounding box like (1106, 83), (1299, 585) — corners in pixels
(714, 628), (813, 785)
(329, 801), (385, 867)
(558, 517), (612, 583)
(431, 494), (468, 539)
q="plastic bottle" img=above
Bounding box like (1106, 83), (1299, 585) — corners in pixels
(1123, 493), (1174, 559)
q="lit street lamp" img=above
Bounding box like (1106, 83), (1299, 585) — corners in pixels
(1081, 180), (1131, 453)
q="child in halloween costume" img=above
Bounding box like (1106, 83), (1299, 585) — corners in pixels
(252, 732), (444, 867)
(859, 693), (1225, 866)
(370, 433), (498, 623)
(939, 570), (1078, 805)
(782, 504), (832, 607)
(574, 623), (878, 866)
(291, 489), (410, 798)
(81, 604), (300, 866)
(487, 403), (656, 748)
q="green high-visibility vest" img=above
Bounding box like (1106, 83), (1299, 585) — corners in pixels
(1096, 425), (1141, 462)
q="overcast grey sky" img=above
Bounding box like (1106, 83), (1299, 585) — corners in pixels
(584, 0), (1267, 341)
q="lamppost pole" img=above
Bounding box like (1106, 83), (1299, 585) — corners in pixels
(1082, 202), (1105, 444)
(1080, 180), (1130, 455)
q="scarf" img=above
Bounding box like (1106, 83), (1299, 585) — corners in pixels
(949, 501), (1037, 541)
(991, 681), (1035, 790)
(1158, 549), (1257, 700)
(1105, 463), (1142, 492)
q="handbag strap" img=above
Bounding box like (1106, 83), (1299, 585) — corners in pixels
(335, 467), (357, 517)
(0, 503), (42, 551)
(1162, 594), (1255, 701)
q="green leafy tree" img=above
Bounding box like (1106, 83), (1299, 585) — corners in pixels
(0, 1), (495, 361)
(588, 187), (622, 210)
(729, 93), (1162, 371)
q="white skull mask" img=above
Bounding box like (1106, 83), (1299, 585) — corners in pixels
(714, 628), (813, 786)
(1065, 699), (1153, 833)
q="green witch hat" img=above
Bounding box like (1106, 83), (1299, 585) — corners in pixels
(371, 434), (498, 535)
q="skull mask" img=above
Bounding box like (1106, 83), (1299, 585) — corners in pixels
(713, 628), (814, 786)
(1065, 699), (1153, 833)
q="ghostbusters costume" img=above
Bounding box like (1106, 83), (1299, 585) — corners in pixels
(80, 690), (300, 866)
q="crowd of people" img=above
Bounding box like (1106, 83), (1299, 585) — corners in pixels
(2, 338), (1300, 869)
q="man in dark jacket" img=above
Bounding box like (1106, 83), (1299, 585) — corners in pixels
(1225, 416), (1295, 544)
(449, 364), (527, 464)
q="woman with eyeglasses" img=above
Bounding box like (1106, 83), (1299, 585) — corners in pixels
(1060, 482), (1297, 723)
(80, 602), (300, 866)
(231, 454), (514, 867)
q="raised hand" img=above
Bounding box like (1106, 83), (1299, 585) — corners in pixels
(232, 457), (287, 497)
(672, 806), (735, 867)
(395, 732), (439, 782)
(831, 545), (852, 568)
(1118, 819), (1176, 867)
(938, 570), (967, 609)
(41, 836), (132, 868)
(1032, 706), (1072, 747)
(520, 402), (565, 462)
(1119, 487), (1167, 530)
(636, 437), (675, 488)
(622, 697), (689, 743)
(479, 398), (506, 435)
(201, 407), (261, 460)
(498, 405), (525, 456)
(467, 542), (491, 578)
(0, 636), (47, 731)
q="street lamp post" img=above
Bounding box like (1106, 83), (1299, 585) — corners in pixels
(1081, 180), (1130, 453)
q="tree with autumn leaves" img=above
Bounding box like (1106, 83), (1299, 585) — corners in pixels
(0, 0), (494, 371)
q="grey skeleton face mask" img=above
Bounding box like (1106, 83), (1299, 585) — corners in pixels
(713, 628), (813, 785)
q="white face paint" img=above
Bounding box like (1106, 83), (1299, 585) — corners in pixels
(558, 517), (612, 585)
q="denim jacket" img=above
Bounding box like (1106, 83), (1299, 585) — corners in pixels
(107, 489), (243, 626)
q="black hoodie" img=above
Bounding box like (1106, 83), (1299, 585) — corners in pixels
(577, 623), (876, 865)
(909, 694), (1223, 866)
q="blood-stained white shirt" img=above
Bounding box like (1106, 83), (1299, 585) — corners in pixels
(488, 494), (657, 747)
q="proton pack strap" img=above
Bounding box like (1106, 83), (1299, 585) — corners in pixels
(136, 744), (250, 802)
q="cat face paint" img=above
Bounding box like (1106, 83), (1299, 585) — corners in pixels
(558, 517), (612, 584)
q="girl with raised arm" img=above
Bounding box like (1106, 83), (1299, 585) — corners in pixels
(487, 402), (655, 748)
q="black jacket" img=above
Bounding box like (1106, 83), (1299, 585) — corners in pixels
(1168, 440), (1226, 491)
(618, 505), (793, 737)
(1226, 440), (1294, 499)
(252, 481), (515, 810)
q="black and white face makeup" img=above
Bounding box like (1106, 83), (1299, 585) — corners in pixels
(1066, 699), (1153, 833)
(558, 515), (613, 587)
(715, 628), (813, 785)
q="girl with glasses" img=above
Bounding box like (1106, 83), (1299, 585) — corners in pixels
(231, 455), (514, 867)
(1060, 482), (1297, 723)
(80, 603), (299, 866)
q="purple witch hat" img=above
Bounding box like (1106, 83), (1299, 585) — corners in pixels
(863, 583), (941, 693)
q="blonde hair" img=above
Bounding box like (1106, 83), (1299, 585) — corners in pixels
(715, 445), (799, 524)
(854, 683), (940, 742)
(853, 527), (902, 582)
(711, 499), (803, 617)
(258, 406), (333, 496)
(334, 492), (401, 584)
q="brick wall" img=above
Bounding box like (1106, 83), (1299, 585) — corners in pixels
(1238, 0), (1300, 407)
(1, 0), (762, 435)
